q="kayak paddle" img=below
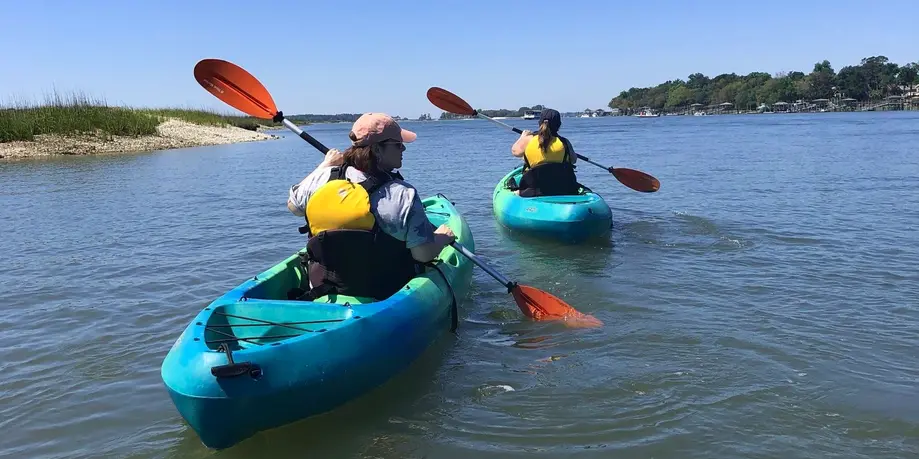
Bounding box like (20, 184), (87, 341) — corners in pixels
(426, 86), (661, 193)
(451, 243), (602, 328)
(193, 58), (331, 154)
(193, 58), (601, 328)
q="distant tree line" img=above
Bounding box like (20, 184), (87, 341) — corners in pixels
(242, 113), (363, 128)
(608, 56), (919, 111)
(439, 105), (546, 120)
(284, 113), (364, 124)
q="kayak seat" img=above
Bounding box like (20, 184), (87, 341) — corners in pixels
(517, 162), (580, 197)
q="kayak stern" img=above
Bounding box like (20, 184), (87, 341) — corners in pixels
(161, 194), (474, 449)
(492, 166), (612, 243)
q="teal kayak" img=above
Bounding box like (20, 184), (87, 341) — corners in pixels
(160, 193), (474, 449)
(492, 166), (612, 243)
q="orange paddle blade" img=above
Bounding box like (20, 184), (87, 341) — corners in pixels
(612, 167), (661, 193)
(193, 59), (278, 120)
(511, 285), (603, 328)
(426, 87), (476, 116)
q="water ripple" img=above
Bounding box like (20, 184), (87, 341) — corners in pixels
(3, 114), (919, 458)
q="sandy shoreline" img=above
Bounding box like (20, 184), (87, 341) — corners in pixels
(0, 118), (280, 160)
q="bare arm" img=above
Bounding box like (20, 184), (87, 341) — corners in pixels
(400, 192), (456, 263)
(286, 149), (344, 216)
(511, 130), (534, 157)
(410, 229), (455, 263)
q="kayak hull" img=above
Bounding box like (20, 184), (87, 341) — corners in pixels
(160, 194), (474, 449)
(492, 166), (612, 243)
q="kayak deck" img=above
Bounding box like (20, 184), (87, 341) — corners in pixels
(161, 194), (474, 449)
(199, 259), (374, 352)
(492, 166), (612, 243)
(201, 300), (352, 350)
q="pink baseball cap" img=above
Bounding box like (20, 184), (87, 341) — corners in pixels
(349, 113), (417, 147)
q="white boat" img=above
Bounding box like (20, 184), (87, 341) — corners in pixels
(522, 110), (539, 120)
(634, 108), (660, 118)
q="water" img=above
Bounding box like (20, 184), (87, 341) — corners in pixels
(2, 112), (918, 458)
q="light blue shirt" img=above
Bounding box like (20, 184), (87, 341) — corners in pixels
(288, 166), (436, 249)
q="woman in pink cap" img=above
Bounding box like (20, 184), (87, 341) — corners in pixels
(285, 113), (457, 301)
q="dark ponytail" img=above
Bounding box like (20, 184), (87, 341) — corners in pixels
(538, 120), (555, 152)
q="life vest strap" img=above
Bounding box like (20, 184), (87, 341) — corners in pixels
(293, 165), (418, 301)
(294, 282), (337, 302)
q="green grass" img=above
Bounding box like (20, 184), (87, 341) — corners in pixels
(1, 90), (279, 143)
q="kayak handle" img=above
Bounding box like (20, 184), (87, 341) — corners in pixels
(211, 344), (263, 379)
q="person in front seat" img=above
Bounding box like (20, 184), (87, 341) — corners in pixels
(510, 108), (580, 197)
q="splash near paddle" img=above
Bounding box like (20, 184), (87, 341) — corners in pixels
(450, 242), (602, 328)
(511, 285), (603, 328)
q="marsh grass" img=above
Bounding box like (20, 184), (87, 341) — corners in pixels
(140, 108), (275, 131)
(1, 90), (277, 143)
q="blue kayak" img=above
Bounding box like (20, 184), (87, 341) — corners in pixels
(160, 194), (474, 449)
(492, 166), (612, 243)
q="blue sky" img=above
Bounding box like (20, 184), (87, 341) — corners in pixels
(2, 0), (917, 118)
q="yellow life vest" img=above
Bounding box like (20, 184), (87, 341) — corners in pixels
(304, 167), (379, 235)
(524, 135), (569, 168)
(293, 165), (422, 303)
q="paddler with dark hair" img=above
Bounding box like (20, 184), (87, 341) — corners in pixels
(509, 108), (580, 197)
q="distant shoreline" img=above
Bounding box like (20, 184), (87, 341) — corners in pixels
(5, 93), (916, 162)
(0, 118), (279, 160)
(605, 56), (918, 117)
(1, 93), (282, 160)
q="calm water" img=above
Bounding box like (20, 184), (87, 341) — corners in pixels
(2, 112), (919, 458)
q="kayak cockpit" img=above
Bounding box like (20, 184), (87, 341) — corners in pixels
(202, 301), (355, 351)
